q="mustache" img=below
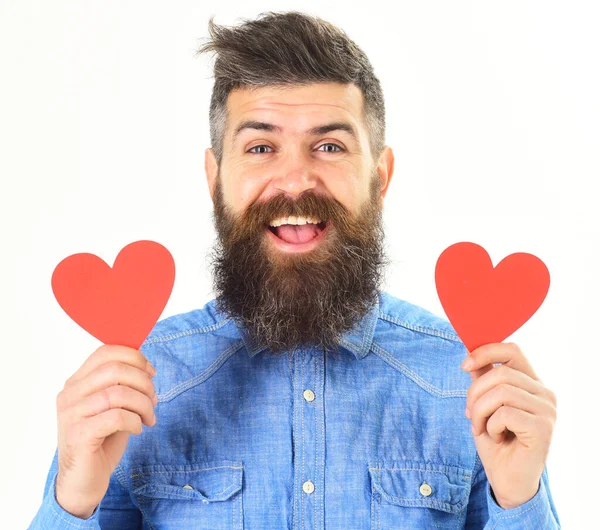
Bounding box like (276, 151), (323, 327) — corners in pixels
(231, 191), (353, 235)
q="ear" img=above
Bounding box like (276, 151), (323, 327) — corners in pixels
(376, 145), (395, 207)
(205, 147), (219, 203)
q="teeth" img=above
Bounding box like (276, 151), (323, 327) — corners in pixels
(269, 216), (322, 227)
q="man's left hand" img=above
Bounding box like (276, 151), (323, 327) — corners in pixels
(461, 342), (557, 510)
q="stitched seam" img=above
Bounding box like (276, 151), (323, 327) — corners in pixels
(301, 350), (305, 529)
(359, 313), (368, 355)
(378, 312), (462, 342)
(314, 350), (318, 529)
(131, 471), (156, 530)
(376, 495), (459, 504)
(377, 489), (381, 530)
(490, 487), (543, 529)
(138, 489), (208, 500)
(131, 465), (243, 477)
(239, 469), (243, 530)
(471, 452), (482, 488)
(369, 467), (471, 479)
(378, 312), (461, 341)
(142, 317), (231, 344)
(135, 496), (157, 530)
(319, 350), (325, 530)
(375, 489), (459, 512)
(338, 337), (359, 357)
(292, 349), (298, 530)
(137, 481), (238, 499)
(113, 461), (129, 490)
(231, 466), (235, 528)
(50, 501), (96, 529)
(158, 343), (244, 402)
(371, 343), (467, 398)
(371, 481), (376, 530)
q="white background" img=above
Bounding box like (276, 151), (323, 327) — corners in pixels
(1, 1), (597, 528)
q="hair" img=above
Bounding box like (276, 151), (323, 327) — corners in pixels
(195, 10), (386, 168)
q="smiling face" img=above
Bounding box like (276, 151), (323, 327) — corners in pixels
(205, 82), (394, 354)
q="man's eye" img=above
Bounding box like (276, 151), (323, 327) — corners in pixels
(247, 143), (345, 154)
(317, 143), (344, 153)
(248, 145), (273, 154)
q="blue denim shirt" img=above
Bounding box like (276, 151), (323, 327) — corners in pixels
(30, 290), (561, 529)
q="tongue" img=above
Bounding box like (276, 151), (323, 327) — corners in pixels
(274, 224), (320, 244)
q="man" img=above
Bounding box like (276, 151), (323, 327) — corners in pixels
(30, 11), (561, 529)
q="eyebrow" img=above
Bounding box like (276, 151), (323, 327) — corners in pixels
(232, 120), (359, 144)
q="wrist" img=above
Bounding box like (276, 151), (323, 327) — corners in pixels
(493, 479), (541, 510)
(55, 478), (98, 519)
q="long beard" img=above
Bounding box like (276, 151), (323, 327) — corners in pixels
(208, 175), (389, 355)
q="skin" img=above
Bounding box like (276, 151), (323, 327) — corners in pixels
(55, 345), (158, 519)
(462, 342), (558, 509)
(204, 82), (394, 230)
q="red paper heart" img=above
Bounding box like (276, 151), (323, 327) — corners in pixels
(52, 240), (175, 349)
(435, 242), (550, 352)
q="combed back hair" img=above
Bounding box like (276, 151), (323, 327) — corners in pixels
(195, 10), (386, 168)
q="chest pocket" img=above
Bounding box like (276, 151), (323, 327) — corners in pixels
(368, 462), (471, 530)
(131, 460), (243, 530)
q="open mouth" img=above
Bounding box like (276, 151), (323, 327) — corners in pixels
(265, 217), (328, 252)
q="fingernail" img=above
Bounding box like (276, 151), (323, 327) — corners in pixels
(146, 361), (157, 376)
(152, 393), (158, 405)
(462, 358), (474, 370)
(465, 407), (471, 419)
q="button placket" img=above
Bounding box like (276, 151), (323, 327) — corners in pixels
(291, 348), (325, 529)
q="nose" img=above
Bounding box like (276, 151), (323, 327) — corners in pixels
(271, 150), (318, 198)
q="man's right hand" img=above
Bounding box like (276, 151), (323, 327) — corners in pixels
(54, 344), (158, 519)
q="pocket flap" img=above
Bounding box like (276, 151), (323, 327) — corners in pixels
(368, 462), (471, 514)
(131, 461), (243, 503)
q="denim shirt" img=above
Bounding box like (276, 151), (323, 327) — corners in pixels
(30, 290), (561, 529)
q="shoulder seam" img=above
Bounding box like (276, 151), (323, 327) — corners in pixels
(143, 317), (232, 345)
(378, 311), (461, 343)
(158, 341), (245, 402)
(370, 342), (467, 398)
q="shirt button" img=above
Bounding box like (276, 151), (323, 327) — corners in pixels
(183, 484), (194, 490)
(302, 480), (315, 494)
(419, 482), (432, 496)
(303, 389), (315, 402)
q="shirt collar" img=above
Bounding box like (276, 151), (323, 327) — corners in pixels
(233, 294), (380, 360)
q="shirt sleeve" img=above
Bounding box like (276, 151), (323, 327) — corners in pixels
(27, 447), (142, 530)
(465, 453), (562, 529)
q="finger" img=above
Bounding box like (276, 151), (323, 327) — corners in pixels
(471, 384), (554, 436)
(466, 364), (550, 413)
(73, 409), (144, 449)
(467, 362), (494, 382)
(463, 342), (540, 382)
(65, 385), (157, 428)
(58, 362), (156, 410)
(461, 347), (495, 381)
(65, 344), (155, 387)
(484, 405), (539, 444)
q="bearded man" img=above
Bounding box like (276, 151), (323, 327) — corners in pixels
(31, 10), (560, 530)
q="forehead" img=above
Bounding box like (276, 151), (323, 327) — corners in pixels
(225, 82), (366, 137)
